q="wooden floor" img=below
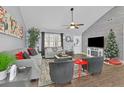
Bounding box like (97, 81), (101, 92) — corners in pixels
(48, 64), (124, 87)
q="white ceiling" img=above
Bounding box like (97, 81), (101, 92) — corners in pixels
(20, 6), (113, 33)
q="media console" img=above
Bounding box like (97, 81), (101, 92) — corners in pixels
(87, 47), (103, 57)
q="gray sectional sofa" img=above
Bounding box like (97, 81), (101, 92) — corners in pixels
(5, 48), (42, 80)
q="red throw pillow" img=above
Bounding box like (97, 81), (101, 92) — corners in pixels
(27, 48), (33, 55)
(28, 48), (33, 50)
(109, 58), (122, 65)
(27, 48), (37, 56)
(16, 52), (24, 60)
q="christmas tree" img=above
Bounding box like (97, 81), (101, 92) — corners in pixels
(104, 29), (119, 59)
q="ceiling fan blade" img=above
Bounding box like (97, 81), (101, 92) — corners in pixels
(75, 26), (79, 29)
(63, 25), (69, 26)
(79, 24), (84, 25)
(76, 24), (84, 26)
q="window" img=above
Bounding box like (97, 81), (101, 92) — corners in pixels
(44, 33), (61, 47)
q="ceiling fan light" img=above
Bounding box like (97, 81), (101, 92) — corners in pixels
(69, 26), (75, 29)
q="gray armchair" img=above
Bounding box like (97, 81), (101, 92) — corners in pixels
(49, 60), (73, 84)
(82, 56), (104, 75)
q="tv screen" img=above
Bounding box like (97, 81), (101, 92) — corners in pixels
(88, 36), (104, 48)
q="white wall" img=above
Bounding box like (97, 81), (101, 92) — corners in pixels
(0, 6), (26, 52)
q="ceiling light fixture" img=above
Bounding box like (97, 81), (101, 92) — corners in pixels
(64, 8), (84, 29)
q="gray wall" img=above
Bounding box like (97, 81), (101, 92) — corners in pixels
(0, 6), (26, 52)
(82, 6), (124, 60)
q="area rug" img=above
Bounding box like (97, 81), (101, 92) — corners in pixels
(38, 58), (87, 87)
(38, 59), (53, 87)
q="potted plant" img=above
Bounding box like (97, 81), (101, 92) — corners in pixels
(28, 27), (40, 48)
(0, 52), (16, 80)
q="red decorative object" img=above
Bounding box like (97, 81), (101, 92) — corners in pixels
(109, 58), (122, 65)
(74, 59), (89, 80)
(16, 52), (24, 60)
(27, 48), (38, 56)
(27, 48), (33, 55)
(28, 48), (33, 50)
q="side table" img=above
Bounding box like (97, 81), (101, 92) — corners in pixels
(74, 59), (89, 80)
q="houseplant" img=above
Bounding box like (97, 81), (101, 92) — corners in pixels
(0, 52), (16, 80)
(28, 27), (40, 48)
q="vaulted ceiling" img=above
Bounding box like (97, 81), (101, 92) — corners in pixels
(20, 6), (113, 34)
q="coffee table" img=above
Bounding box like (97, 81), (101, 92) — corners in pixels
(0, 67), (31, 87)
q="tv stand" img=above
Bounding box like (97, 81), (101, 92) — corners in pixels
(87, 47), (103, 57)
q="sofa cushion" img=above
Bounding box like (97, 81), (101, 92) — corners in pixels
(27, 48), (33, 55)
(4, 48), (41, 80)
(32, 48), (38, 55)
(23, 51), (31, 59)
(27, 48), (37, 56)
(16, 52), (24, 60)
(30, 54), (42, 66)
(16, 59), (41, 80)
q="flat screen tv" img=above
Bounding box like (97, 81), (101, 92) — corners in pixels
(88, 36), (104, 48)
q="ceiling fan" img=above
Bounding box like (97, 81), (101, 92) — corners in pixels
(64, 8), (84, 29)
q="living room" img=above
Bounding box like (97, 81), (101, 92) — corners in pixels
(0, 5), (124, 88)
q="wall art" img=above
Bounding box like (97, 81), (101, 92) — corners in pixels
(74, 36), (80, 47)
(0, 6), (23, 39)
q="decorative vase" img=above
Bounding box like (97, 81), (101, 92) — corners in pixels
(0, 70), (7, 80)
